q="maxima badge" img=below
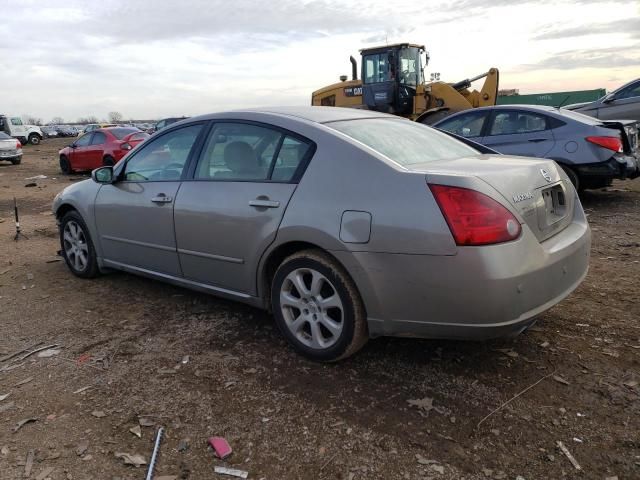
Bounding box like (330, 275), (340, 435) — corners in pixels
(540, 168), (552, 182)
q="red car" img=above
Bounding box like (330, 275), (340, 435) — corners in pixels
(58, 127), (149, 173)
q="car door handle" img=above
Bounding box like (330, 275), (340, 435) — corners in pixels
(249, 199), (280, 208)
(528, 138), (547, 143)
(151, 194), (173, 204)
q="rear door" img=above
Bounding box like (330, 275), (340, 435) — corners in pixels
(87, 131), (107, 168)
(174, 121), (314, 295)
(482, 109), (555, 157)
(94, 123), (206, 276)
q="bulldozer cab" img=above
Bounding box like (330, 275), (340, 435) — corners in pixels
(361, 43), (425, 115)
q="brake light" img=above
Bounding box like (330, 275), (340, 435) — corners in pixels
(16, 140), (21, 149)
(586, 136), (622, 153)
(120, 142), (132, 151)
(429, 184), (521, 246)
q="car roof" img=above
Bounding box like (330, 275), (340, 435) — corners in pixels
(190, 106), (393, 125)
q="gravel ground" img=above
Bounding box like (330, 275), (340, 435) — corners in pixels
(0, 138), (638, 480)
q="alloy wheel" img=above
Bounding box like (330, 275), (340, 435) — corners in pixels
(279, 268), (344, 349)
(63, 220), (89, 272)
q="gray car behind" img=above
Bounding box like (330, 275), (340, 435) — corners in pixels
(433, 105), (639, 191)
(565, 78), (640, 121)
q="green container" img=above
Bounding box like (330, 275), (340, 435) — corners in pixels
(497, 89), (606, 107)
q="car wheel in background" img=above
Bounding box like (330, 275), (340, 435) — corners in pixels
(271, 249), (368, 362)
(59, 211), (99, 278)
(59, 155), (73, 174)
(28, 134), (41, 145)
(560, 164), (581, 192)
(102, 155), (115, 166)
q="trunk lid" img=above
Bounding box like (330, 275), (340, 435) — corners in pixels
(0, 138), (18, 152)
(412, 155), (575, 242)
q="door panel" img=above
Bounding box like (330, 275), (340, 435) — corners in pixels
(95, 182), (182, 275)
(482, 110), (555, 157)
(70, 133), (93, 169)
(174, 182), (296, 294)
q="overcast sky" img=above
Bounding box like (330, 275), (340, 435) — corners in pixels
(1, 0), (638, 122)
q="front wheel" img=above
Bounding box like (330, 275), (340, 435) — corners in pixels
(271, 250), (368, 362)
(59, 155), (73, 174)
(59, 211), (99, 278)
(28, 134), (41, 145)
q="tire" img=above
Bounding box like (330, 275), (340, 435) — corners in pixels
(59, 210), (99, 279)
(560, 164), (581, 193)
(59, 155), (73, 174)
(10, 157), (21, 165)
(271, 249), (368, 362)
(102, 155), (115, 166)
(28, 134), (41, 145)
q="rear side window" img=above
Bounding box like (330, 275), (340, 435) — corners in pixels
(328, 118), (478, 166)
(90, 132), (106, 145)
(488, 111), (548, 135)
(436, 111), (489, 137)
(195, 123), (312, 182)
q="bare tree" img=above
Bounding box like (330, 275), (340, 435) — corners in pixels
(50, 116), (64, 125)
(23, 115), (43, 126)
(108, 111), (123, 123)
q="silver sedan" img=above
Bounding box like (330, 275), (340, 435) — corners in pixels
(53, 107), (591, 361)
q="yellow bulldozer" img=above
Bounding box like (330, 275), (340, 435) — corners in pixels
(311, 43), (499, 124)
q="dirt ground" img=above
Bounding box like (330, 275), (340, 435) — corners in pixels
(0, 138), (638, 480)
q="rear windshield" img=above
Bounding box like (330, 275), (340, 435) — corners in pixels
(558, 108), (603, 125)
(0, 132), (11, 140)
(327, 118), (479, 166)
(109, 127), (140, 139)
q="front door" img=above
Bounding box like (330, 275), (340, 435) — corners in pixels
(481, 110), (555, 158)
(94, 123), (205, 276)
(69, 133), (94, 170)
(174, 122), (313, 295)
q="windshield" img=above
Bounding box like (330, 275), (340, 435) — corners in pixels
(327, 118), (479, 166)
(109, 127), (140, 139)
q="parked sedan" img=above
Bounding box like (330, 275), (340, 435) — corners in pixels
(0, 132), (22, 165)
(53, 107), (590, 361)
(58, 127), (149, 173)
(433, 105), (640, 191)
(41, 126), (59, 138)
(565, 78), (640, 121)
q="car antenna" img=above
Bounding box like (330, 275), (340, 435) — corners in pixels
(556, 95), (571, 110)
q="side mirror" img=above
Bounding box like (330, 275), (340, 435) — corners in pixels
(602, 93), (615, 104)
(92, 166), (114, 184)
(70, 143), (77, 148)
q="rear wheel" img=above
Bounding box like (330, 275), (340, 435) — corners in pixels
(271, 250), (368, 362)
(103, 155), (115, 166)
(59, 211), (99, 278)
(10, 157), (21, 165)
(28, 134), (41, 145)
(59, 155), (72, 174)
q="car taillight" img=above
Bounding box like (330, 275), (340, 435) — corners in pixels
(120, 142), (132, 150)
(429, 184), (521, 246)
(16, 140), (21, 149)
(586, 136), (622, 153)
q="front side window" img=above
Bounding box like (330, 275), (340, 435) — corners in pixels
(90, 132), (106, 145)
(363, 53), (391, 84)
(398, 47), (421, 87)
(75, 134), (92, 147)
(328, 118), (478, 166)
(124, 124), (202, 182)
(195, 123), (282, 181)
(488, 111), (548, 136)
(437, 111), (489, 137)
(616, 81), (640, 100)
(11, 118), (23, 126)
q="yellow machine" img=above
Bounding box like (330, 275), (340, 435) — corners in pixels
(311, 43), (499, 124)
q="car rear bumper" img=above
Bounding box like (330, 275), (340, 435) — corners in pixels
(575, 154), (640, 180)
(0, 151), (21, 161)
(334, 203), (591, 340)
